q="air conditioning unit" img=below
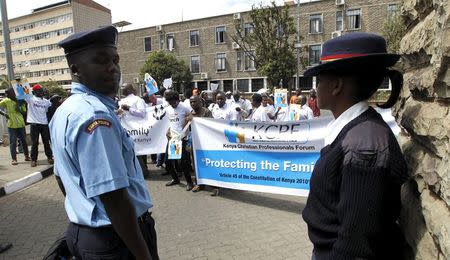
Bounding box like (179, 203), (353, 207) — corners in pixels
(232, 42), (240, 49)
(335, 0), (345, 6)
(133, 77), (140, 83)
(200, 72), (208, 80)
(156, 25), (162, 32)
(331, 31), (342, 38)
(233, 13), (241, 20)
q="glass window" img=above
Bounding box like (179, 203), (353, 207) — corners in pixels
(309, 14), (323, 34)
(276, 24), (285, 38)
(244, 23), (254, 36)
(215, 26), (225, 44)
(347, 9), (361, 30)
(166, 34), (174, 50)
(244, 51), (256, 71)
(159, 35), (165, 49)
(309, 44), (321, 66)
(144, 37), (151, 52)
(336, 11), (343, 31)
(236, 52), (243, 71)
(251, 78), (264, 92)
(190, 56), (200, 74)
(189, 30), (199, 47)
(216, 53), (226, 72)
(237, 79), (249, 92)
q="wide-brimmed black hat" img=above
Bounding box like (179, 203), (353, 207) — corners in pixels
(304, 32), (400, 77)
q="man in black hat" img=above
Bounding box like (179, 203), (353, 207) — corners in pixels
(50, 26), (158, 259)
(301, 32), (408, 259)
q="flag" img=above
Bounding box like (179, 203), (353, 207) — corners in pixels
(163, 78), (173, 89)
(144, 73), (159, 95)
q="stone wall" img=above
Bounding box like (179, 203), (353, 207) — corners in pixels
(395, 0), (450, 259)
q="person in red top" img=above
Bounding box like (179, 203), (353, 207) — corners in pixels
(307, 88), (320, 117)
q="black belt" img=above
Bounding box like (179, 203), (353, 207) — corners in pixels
(72, 210), (152, 228)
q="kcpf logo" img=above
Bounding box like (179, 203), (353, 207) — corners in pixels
(224, 123), (245, 143)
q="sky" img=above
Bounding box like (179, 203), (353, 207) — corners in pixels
(3, 0), (291, 31)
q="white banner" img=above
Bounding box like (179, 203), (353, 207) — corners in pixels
(192, 108), (399, 197)
(120, 105), (169, 155)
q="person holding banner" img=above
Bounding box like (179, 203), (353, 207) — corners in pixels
(301, 32), (408, 260)
(119, 83), (149, 176)
(51, 26), (158, 259)
(164, 89), (195, 191)
(0, 87), (31, 165)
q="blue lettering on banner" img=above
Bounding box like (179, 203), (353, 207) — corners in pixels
(195, 150), (319, 190)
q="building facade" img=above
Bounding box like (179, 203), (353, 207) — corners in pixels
(118, 0), (400, 94)
(0, 0), (111, 85)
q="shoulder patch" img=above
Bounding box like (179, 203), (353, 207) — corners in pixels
(86, 119), (112, 134)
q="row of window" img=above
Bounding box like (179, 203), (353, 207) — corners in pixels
(0, 55), (66, 70)
(15, 68), (71, 79)
(309, 4), (398, 34)
(0, 43), (62, 59)
(0, 27), (73, 47)
(3, 14), (73, 36)
(189, 51), (256, 74)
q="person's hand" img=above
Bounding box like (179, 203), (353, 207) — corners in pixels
(187, 114), (194, 122)
(116, 108), (124, 115)
(121, 104), (130, 111)
(166, 131), (171, 139)
(277, 107), (281, 111)
(235, 107), (241, 112)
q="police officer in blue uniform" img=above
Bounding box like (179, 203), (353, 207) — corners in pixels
(50, 26), (158, 259)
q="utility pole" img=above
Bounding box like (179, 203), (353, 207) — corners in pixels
(294, 0), (301, 91)
(0, 0), (14, 81)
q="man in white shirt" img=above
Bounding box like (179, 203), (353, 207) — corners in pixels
(249, 93), (269, 122)
(228, 91), (251, 121)
(211, 92), (233, 120)
(164, 90), (194, 190)
(118, 83), (149, 175)
(26, 84), (53, 167)
(298, 95), (314, 120)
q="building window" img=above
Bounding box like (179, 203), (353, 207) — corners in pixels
(347, 9), (361, 30)
(237, 52), (243, 71)
(276, 24), (285, 38)
(190, 56), (200, 74)
(166, 34), (174, 51)
(144, 37), (151, 52)
(189, 30), (199, 47)
(159, 35), (165, 49)
(244, 51), (256, 71)
(215, 26), (225, 44)
(336, 11), (343, 31)
(244, 23), (254, 36)
(216, 53), (226, 72)
(309, 44), (321, 66)
(237, 79), (249, 92)
(309, 14), (323, 34)
(388, 4), (399, 17)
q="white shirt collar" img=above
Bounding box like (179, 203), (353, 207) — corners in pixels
(324, 101), (369, 146)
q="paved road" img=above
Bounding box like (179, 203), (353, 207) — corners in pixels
(0, 170), (312, 259)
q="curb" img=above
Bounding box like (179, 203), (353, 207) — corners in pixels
(0, 166), (54, 198)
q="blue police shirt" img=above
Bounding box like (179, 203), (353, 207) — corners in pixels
(49, 82), (152, 227)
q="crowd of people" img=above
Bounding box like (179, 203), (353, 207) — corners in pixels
(1, 25), (409, 259)
(0, 79), (63, 167)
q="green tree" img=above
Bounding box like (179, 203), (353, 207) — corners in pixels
(39, 79), (68, 98)
(232, 1), (297, 90)
(382, 13), (406, 54)
(0, 74), (11, 90)
(140, 50), (193, 93)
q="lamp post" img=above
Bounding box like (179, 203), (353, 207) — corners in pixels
(0, 0), (14, 81)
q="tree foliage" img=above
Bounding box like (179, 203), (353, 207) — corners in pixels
(382, 13), (406, 54)
(39, 79), (68, 98)
(0, 74), (11, 90)
(232, 1), (297, 90)
(140, 50), (193, 93)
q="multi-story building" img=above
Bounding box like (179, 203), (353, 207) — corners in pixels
(118, 0), (400, 94)
(0, 0), (111, 85)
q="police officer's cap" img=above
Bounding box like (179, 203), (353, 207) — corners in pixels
(58, 26), (118, 56)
